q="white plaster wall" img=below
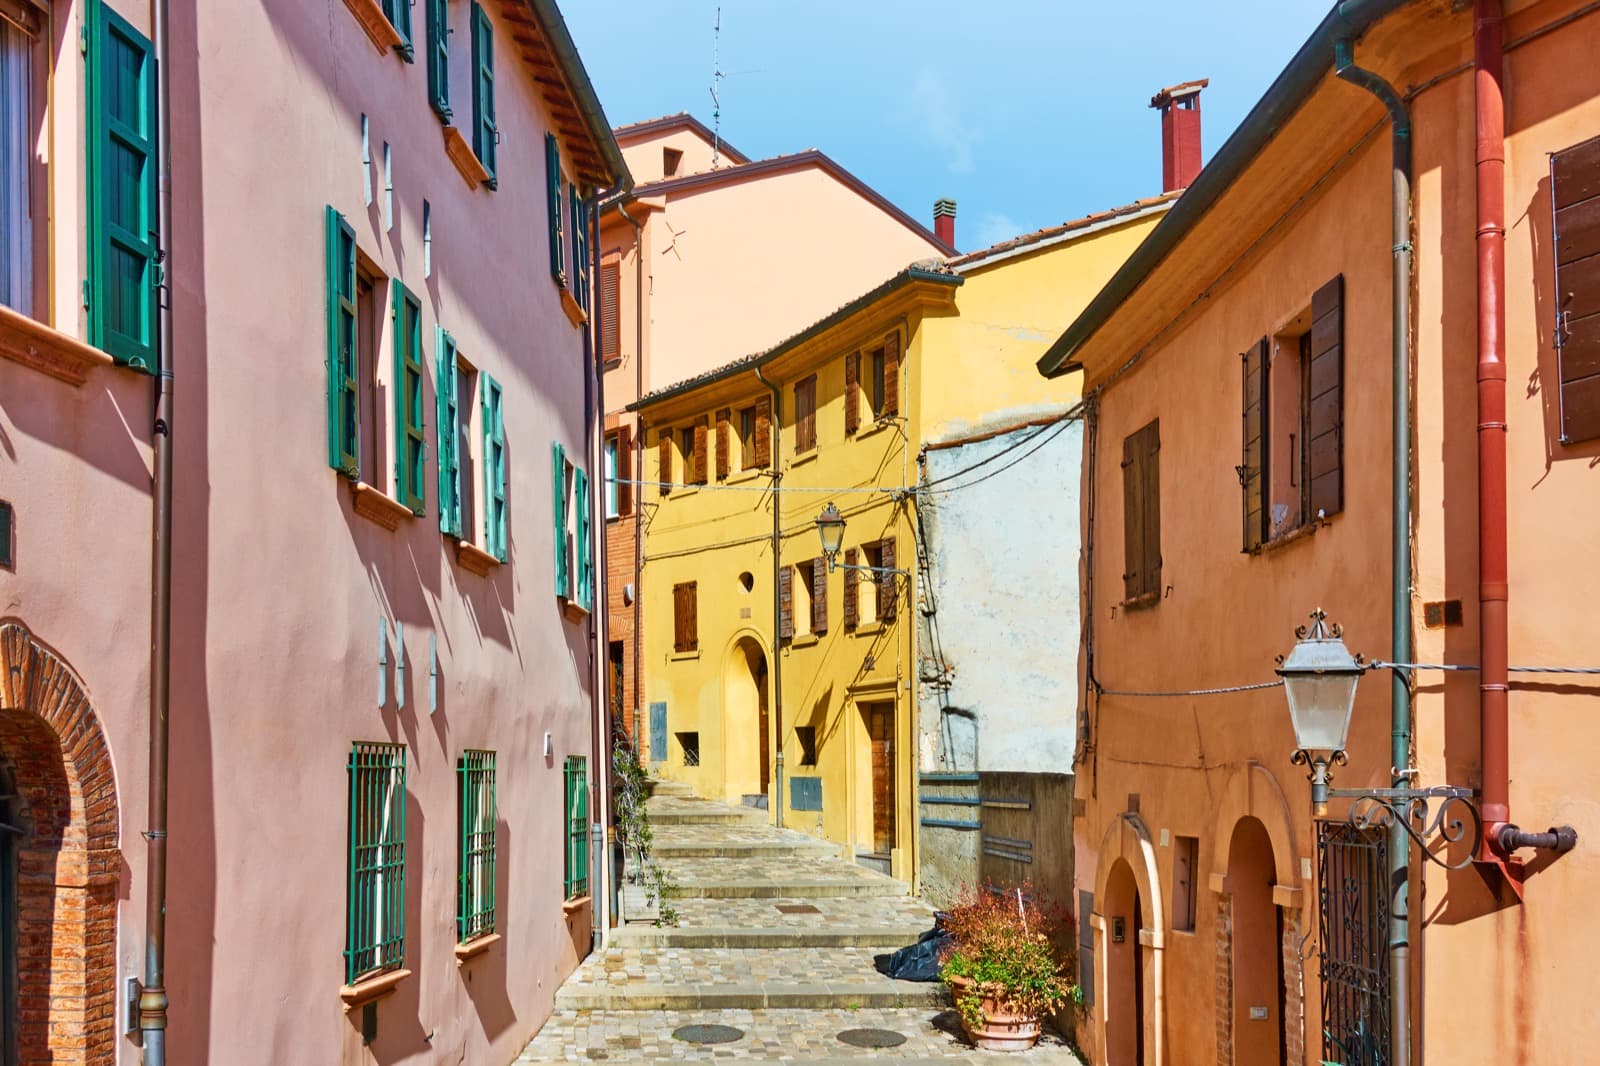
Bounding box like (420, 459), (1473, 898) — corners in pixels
(917, 418), (1081, 774)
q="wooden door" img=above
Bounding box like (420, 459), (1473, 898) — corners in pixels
(866, 704), (895, 854)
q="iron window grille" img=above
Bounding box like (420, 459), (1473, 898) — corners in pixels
(457, 750), (497, 942)
(345, 742), (407, 984)
(563, 756), (589, 900)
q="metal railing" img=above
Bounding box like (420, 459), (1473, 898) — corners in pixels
(345, 742), (407, 984)
(457, 750), (497, 942)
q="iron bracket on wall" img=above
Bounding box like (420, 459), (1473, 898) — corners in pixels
(1324, 784), (1481, 871)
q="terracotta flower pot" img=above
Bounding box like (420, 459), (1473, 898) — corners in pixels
(946, 975), (1042, 1052)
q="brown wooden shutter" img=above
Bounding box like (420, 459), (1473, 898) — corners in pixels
(618, 424), (634, 516)
(715, 408), (731, 480)
(1553, 135), (1600, 443)
(657, 429), (672, 496)
(882, 332), (901, 417)
(812, 558), (828, 634)
(600, 261), (621, 363)
(1140, 422), (1161, 598)
(878, 538), (897, 621)
(754, 395), (772, 467)
(778, 565), (793, 640)
(692, 418), (708, 484)
(672, 582), (688, 652)
(1306, 276), (1344, 519)
(843, 548), (858, 629)
(686, 580), (698, 651)
(1121, 431), (1143, 601)
(795, 376), (817, 453)
(845, 352), (861, 435)
(1241, 337), (1269, 552)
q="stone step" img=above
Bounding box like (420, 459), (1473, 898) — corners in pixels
(554, 979), (950, 1011)
(671, 878), (908, 899)
(652, 839), (838, 859)
(610, 925), (927, 949)
(662, 855), (909, 900)
(645, 779), (695, 798)
(648, 809), (771, 826)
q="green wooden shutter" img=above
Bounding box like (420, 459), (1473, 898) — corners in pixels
(552, 441), (569, 597)
(86, 2), (158, 372)
(569, 184), (591, 313)
(481, 374), (507, 560)
(324, 207), (359, 475)
(392, 282), (426, 514)
(546, 133), (565, 285)
(471, 3), (496, 186)
(382, 0), (413, 58)
(426, 0), (450, 120)
(436, 328), (460, 537)
(575, 466), (592, 610)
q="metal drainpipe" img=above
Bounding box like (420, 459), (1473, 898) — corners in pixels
(754, 366), (784, 827)
(620, 201), (645, 752)
(1334, 33), (1412, 1066)
(583, 190), (610, 952)
(142, 0), (175, 1056)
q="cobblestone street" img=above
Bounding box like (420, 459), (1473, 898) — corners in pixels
(518, 785), (1083, 1063)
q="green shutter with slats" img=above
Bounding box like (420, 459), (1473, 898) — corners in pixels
(552, 441), (568, 597)
(86, 2), (158, 372)
(564, 756), (589, 899)
(569, 183), (591, 313)
(392, 282), (426, 514)
(324, 207), (359, 475)
(482, 374), (507, 561)
(426, 0), (450, 120)
(436, 328), (460, 537)
(471, 3), (496, 186)
(575, 466), (591, 610)
(546, 133), (565, 285)
(382, 0), (413, 59)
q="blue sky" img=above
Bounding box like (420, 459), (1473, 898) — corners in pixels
(562, 2), (1329, 250)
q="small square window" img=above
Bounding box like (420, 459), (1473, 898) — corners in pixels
(1172, 835), (1199, 933)
(679, 426), (696, 480)
(663, 147), (682, 177)
(739, 407), (757, 470)
(604, 436), (621, 519)
(677, 731), (700, 767)
(796, 726), (817, 767)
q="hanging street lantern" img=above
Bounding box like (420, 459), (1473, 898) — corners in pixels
(1278, 608), (1363, 814)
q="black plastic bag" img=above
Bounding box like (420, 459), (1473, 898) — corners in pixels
(875, 913), (952, 982)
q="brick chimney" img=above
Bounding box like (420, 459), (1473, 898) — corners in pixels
(1150, 79), (1208, 193)
(933, 198), (956, 249)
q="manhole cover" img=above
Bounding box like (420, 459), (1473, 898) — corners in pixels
(775, 904), (821, 914)
(837, 1028), (907, 1049)
(672, 1024), (745, 1045)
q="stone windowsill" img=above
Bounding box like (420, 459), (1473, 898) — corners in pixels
(0, 305), (114, 386)
(455, 539), (500, 576)
(563, 895), (591, 918)
(453, 932), (502, 964)
(789, 449), (818, 468)
(560, 288), (588, 329)
(787, 633), (819, 649)
(724, 466), (767, 486)
(850, 621), (886, 637)
(562, 598), (590, 624)
(670, 648), (700, 662)
(1256, 515), (1331, 555)
(854, 418), (896, 442)
(350, 481), (415, 530)
(339, 967), (411, 1010)
(340, 0), (403, 53)
(1119, 589), (1160, 612)
(443, 126), (492, 189)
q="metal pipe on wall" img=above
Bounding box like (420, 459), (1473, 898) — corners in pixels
(754, 366), (784, 827)
(583, 189), (611, 951)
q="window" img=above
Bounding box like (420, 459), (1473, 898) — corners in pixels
(663, 146), (682, 177)
(87, 2), (157, 371)
(451, 356), (479, 542)
(680, 422), (707, 486)
(392, 281), (426, 514)
(673, 580), (698, 653)
(1121, 420), (1161, 603)
(781, 559), (827, 640)
(355, 258), (386, 486)
(551, 444), (592, 608)
(1173, 835), (1199, 932)
(599, 260), (621, 364)
(847, 539), (896, 628)
(435, 328), (462, 536)
(0, 498), (12, 570)
(545, 132), (564, 285)
(425, 0), (450, 122)
(325, 207), (360, 475)
(361, 114), (371, 206)
(676, 732), (700, 767)
(656, 428), (673, 496)
(796, 725), (818, 767)
(846, 334), (900, 434)
(1552, 135), (1600, 443)
(1240, 276), (1344, 550)
(470, 3), (496, 186)
(422, 199), (432, 278)
(604, 435), (621, 519)
(794, 375), (817, 454)
(345, 742), (406, 984)
(381, 0), (413, 57)
(382, 142), (393, 231)
(739, 407), (757, 470)
(753, 397), (772, 468)
(569, 183), (591, 314)
(563, 756), (589, 900)
(481, 373), (507, 559)
(1, 13), (40, 316)
(457, 750), (496, 942)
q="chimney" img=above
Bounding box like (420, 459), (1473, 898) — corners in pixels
(933, 198), (956, 249)
(1150, 79), (1208, 193)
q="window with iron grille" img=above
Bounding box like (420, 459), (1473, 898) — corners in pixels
(563, 756), (589, 900)
(345, 742), (406, 984)
(457, 750), (497, 942)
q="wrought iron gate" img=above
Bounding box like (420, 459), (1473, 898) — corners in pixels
(1317, 821), (1391, 1066)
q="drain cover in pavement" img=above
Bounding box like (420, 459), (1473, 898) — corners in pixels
(775, 904), (821, 914)
(672, 1024), (745, 1045)
(837, 1028), (908, 1048)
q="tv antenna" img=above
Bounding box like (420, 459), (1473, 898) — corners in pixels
(710, 6), (724, 167)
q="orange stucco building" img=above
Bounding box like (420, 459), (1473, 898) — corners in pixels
(1037, 2), (1600, 1063)
(594, 114), (951, 746)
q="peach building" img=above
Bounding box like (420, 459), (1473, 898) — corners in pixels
(594, 113), (952, 748)
(0, 0), (625, 1063)
(1037, 1), (1600, 1064)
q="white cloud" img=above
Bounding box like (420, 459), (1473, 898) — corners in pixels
(972, 212), (1021, 249)
(906, 68), (981, 175)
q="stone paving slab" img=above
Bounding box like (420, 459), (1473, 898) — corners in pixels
(666, 896), (936, 931)
(653, 823), (839, 859)
(647, 796), (769, 826)
(666, 856), (907, 899)
(518, 1007), (1084, 1062)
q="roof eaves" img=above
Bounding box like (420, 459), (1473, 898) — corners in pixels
(612, 112), (751, 164)
(946, 193), (1179, 273)
(518, 0), (631, 191)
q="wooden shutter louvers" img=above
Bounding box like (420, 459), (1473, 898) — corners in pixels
(882, 332), (901, 418)
(812, 558), (828, 634)
(843, 549), (859, 629)
(1241, 337), (1269, 552)
(845, 352), (861, 435)
(754, 396), (772, 467)
(1553, 135), (1600, 443)
(715, 409), (731, 480)
(878, 538), (897, 621)
(778, 566), (794, 640)
(692, 418), (709, 484)
(1306, 276), (1344, 519)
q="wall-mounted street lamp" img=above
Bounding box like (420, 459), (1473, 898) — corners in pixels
(815, 503), (910, 577)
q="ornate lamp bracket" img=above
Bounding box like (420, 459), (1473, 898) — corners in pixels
(1324, 784), (1483, 870)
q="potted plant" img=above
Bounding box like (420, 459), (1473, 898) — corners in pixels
(938, 883), (1073, 1052)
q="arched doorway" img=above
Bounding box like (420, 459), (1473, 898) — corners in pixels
(0, 621), (120, 1066)
(1103, 858), (1145, 1066)
(1226, 816), (1285, 1066)
(722, 636), (769, 804)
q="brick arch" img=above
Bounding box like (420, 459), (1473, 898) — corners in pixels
(1207, 760), (1303, 891)
(1091, 812), (1168, 1065)
(0, 620), (121, 1066)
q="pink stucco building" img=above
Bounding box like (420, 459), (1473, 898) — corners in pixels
(596, 113), (952, 749)
(0, 0), (626, 1062)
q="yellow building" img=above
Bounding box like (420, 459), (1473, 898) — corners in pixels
(629, 194), (1174, 885)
